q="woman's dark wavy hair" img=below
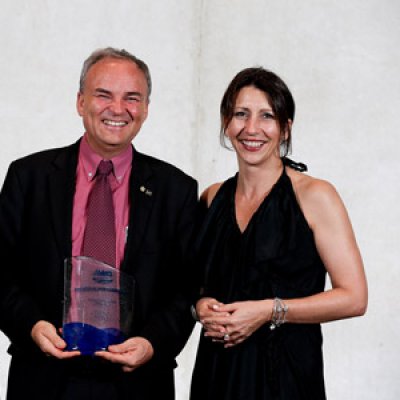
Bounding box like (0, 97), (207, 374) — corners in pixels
(220, 67), (295, 156)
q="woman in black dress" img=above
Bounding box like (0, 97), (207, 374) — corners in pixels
(190, 68), (368, 400)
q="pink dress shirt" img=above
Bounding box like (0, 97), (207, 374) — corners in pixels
(72, 134), (132, 268)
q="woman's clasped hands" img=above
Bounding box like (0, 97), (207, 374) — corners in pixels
(196, 297), (273, 348)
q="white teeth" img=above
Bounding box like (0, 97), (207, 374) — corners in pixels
(103, 120), (127, 127)
(242, 140), (264, 148)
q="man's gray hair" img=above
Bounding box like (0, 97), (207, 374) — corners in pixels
(79, 47), (152, 100)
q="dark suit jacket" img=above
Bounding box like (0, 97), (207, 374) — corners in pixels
(0, 140), (198, 399)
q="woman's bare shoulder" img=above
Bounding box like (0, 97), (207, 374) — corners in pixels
(201, 182), (224, 208)
(286, 168), (343, 226)
(287, 168), (337, 200)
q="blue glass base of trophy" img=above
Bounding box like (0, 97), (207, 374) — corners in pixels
(63, 322), (126, 355)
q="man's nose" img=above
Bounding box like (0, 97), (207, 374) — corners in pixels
(109, 98), (125, 114)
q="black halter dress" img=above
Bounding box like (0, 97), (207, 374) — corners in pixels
(190, 163), (327, 400)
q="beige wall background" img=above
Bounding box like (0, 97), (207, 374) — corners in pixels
(0, 1), (399, 399)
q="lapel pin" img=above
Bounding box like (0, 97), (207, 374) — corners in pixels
(140, 186), (152, 196)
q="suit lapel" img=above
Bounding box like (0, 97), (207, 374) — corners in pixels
(48, 142), (79, 259)
(121, 148), (154, 272)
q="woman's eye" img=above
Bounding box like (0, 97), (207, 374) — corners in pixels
(234, 111), (247, 118)
(262, 112), (275, 119)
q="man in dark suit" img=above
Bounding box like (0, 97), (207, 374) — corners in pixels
(0, 47), (198, 399)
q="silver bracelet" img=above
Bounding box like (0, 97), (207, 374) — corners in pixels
(270, 297), (288, 330)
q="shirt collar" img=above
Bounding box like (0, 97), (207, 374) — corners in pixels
(79, 133), (133, 183)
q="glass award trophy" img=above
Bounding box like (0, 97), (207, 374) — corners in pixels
(63, 256), (135, 355)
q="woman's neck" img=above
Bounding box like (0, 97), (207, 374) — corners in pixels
(236, 157), (283, 199)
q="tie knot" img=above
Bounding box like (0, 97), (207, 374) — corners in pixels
(97, 160), (113, 176)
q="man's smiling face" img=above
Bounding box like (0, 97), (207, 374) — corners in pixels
(76, 57), (149, 159)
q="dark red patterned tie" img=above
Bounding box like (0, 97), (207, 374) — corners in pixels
(82, 160), (116, 267)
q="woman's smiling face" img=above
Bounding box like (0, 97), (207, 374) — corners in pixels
(225, 85), (287, 167)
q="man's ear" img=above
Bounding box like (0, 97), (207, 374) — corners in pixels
(76, 92), (84, 117)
